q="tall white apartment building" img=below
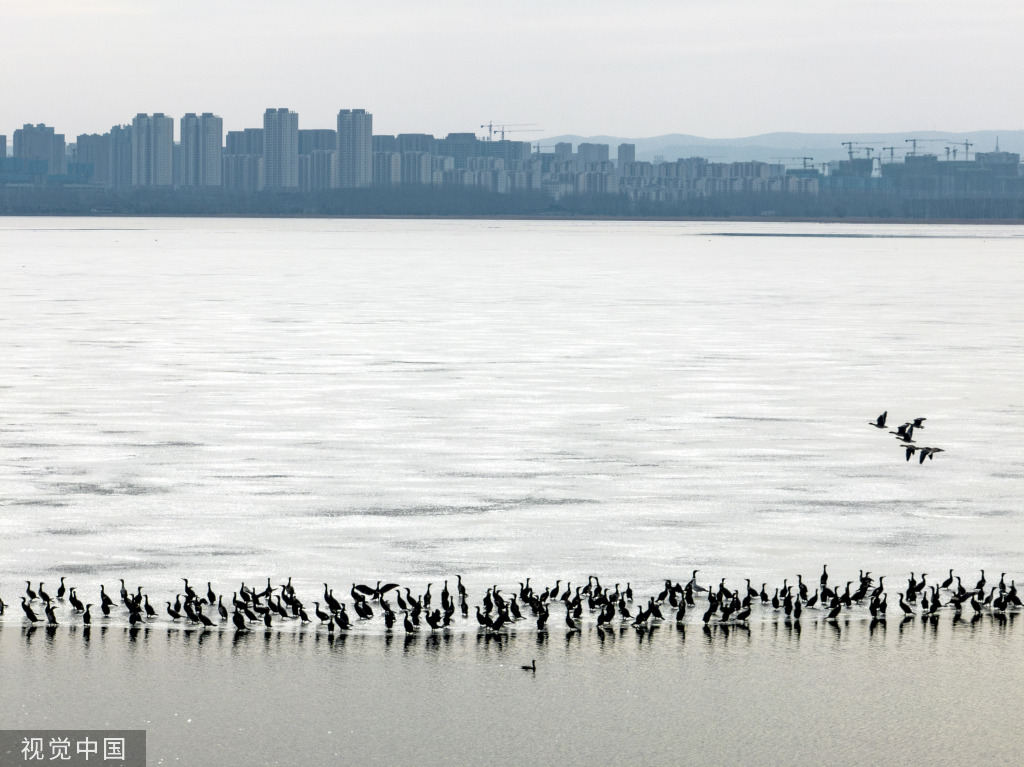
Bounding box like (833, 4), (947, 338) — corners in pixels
(131, 113), (173, 187)
(263, 108), (299, 191)
(336, 108), (372, 188)
(180, 112), (223, 187)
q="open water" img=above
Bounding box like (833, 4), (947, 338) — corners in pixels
(1, 218), (1023, 765)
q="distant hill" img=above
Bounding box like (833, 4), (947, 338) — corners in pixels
(540, 131), (1023, 165)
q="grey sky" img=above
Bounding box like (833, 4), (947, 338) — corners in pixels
(4, 0), (1023, 140)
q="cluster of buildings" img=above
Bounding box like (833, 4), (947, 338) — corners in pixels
(2, 108), (1022, 202)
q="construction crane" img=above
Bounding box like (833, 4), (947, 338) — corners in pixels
(500, 127), (542, 140)
(480, 122), (537, 141)
(841, 142), (877, 160)
(881, 146), (899, 163)
(771, 156), (814, 169)
(904, 138), (947, 157)
(945, 141), (974, 161)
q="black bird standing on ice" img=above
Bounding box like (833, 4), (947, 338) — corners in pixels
(21, 598), (40, 622)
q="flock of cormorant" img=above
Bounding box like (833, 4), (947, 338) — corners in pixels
(3, 567), (1020, 646)
(870, 412), (945, 463)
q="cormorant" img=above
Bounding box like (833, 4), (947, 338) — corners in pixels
(21, 598), (40, 622)
(313, 602), (330, 624)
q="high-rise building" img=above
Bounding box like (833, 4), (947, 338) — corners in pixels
(223, 154), (262, 192)
(76, 133), (111, 186)
(0, 135), (6, 158)
(438, 133), (480, 170)
(372, 135), (398, 153)
(13, 123), (67, 175)
(263, 108), (299, 191)
(109, 125), (133, 190)
(617, 143), (636, 167)
(578, 143), (610, 165)
(397, 134), (435, 154)
(131, 113), (173, 186)
(304, 149), (335, 191)
(226, 129), (263, 156)
(336, 109), (372, 188)
(299, 129), (336, 156)
(373, 152), (401, 186)
(179, 112), (223, 187)
(401, 152), (432, 185)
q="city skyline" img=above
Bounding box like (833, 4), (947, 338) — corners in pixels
(3, 102), (1021, 222)
(4, 0), (1024, 140)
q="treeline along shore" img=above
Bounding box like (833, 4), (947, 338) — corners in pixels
(4, 185), (1024, 220)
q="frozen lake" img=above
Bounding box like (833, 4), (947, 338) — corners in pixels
(1, 218), (1021, 590)
(1, 217), (1022, 765)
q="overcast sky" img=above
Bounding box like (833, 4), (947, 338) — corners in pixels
(4, 0), (1023, 140)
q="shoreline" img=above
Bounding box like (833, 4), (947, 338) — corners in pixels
(3, 211), (1024, 225)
